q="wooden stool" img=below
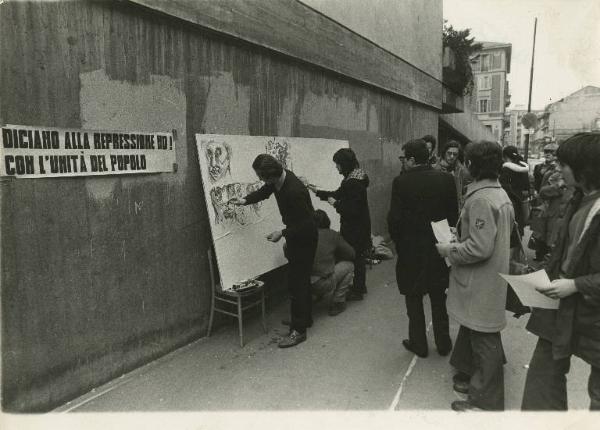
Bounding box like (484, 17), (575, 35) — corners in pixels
(206, 248), (267, 347)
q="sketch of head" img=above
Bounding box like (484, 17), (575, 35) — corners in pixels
(266, 139), (291, 170)
(204, 140), (232, 182)
(209, 186), (226, 224)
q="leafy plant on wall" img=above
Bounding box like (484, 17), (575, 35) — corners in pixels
(443, 20), (482, 96)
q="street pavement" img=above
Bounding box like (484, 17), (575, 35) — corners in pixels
(55, 234), (589, 413)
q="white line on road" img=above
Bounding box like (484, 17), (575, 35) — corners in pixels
(388, 321), (433, 411)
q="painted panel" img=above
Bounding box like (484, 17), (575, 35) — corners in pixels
(196, 134), (347, 290)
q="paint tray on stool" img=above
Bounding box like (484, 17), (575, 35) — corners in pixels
(231, 279), (262, 292)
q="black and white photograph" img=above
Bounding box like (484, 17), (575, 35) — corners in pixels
(1, 1), (599, 429)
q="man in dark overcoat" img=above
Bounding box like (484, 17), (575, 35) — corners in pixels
(388, 139), (459, 357)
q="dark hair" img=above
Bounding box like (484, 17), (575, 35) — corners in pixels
(313, 209), (331, 229)
(422, 135), (437, 151)
(465, 140), (503, 180)
(442, 140), (461, 155)
(556, 132), (600, 190)
(252, 154), (283, 180)
(403, 139), (429, 164)
(502, 145), (525, 164)
(332, 148), (359, 176)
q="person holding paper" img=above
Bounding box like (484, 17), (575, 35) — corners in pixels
(387, 139), (458, 358)
(230, 154), (318, 348)
(521, 132), (600, 410)
(435, 140), (514, 411)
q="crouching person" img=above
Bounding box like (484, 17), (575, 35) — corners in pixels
(311, 209), (355, 316)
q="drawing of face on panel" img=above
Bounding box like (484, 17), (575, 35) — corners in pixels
(204, 140), (232, 182)
(245, 182), (264, 215)
(209, 181), (264, 228)
(209, 185), (234, 225)
(266, 139), (292, 170)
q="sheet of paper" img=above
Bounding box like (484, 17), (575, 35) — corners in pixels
(431, 219), (452, 267)
(498, 270), (559, 309)
(431, 219), (453, 243)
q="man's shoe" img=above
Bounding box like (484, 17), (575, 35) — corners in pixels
(402, 339), (428, 358)
(278, 330), (307, 348)
(328, 302), (346, 316)
(346, 291), (364, 301)
(453, 380), (469, 394)
(452, 372), (470, 384)
(451, 400), (482, 412)
(437, 342), (452, 357)
(281, 319), (313, 328)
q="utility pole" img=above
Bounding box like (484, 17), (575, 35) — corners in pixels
(523, 17), (537, 161)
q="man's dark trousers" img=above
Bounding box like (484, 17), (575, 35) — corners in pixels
(450, 325), (505, 410)
(286, 231), (318, 333)
(522, 337), (600, 410)
(404, 286), (451, 354)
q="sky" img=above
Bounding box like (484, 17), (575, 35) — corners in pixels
(444, 0), (600, 110)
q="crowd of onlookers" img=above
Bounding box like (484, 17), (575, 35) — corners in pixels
(232, 131), (600, 412)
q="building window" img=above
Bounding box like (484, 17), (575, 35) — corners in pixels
(479, 75), (491, 90)
(492, 53), (502, 69)
(481, 54), (491, 72)
(479, 99), (489, 113)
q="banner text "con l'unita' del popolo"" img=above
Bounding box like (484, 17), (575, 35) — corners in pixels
(0, 126), (176, 178)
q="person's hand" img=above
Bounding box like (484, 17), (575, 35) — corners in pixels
(307, 184), (318, 193)
(266, 230), (283, 242)
(435, 243), (452, 258)
(228, 197), (246, 205)
(535, 278), (577, 299)
(327, 197), (336, 206)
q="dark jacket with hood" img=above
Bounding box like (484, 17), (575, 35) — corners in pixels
(500, 161), (530, 199)
(526, 190), (600, 367)
(315, 168), (372, 251)
(387, 165), (458, 295)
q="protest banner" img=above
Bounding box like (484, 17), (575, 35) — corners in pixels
(0, 125), (176, 178)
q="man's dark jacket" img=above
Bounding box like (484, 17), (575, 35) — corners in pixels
(387, 165), (459, 295)
(244, 169), (316, 244)
(526, 190), (600, 367)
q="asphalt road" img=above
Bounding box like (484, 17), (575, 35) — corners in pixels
(55, 243), (589, 414)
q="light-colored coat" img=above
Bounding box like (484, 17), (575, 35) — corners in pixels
(446, 179), (515, 332)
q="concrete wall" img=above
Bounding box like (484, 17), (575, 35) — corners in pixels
(0, 0), (438, 411)
(300, 0), (442, 80)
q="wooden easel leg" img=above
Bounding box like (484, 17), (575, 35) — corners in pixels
(261, 289), (267, 333)
(237, 295), (244, 347)
(207, 248), (216, 337)
(207, 294), (215, 337)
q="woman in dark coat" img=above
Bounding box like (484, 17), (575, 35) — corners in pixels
(309, 148), (371, 301)
(499, 145), (531, 230)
